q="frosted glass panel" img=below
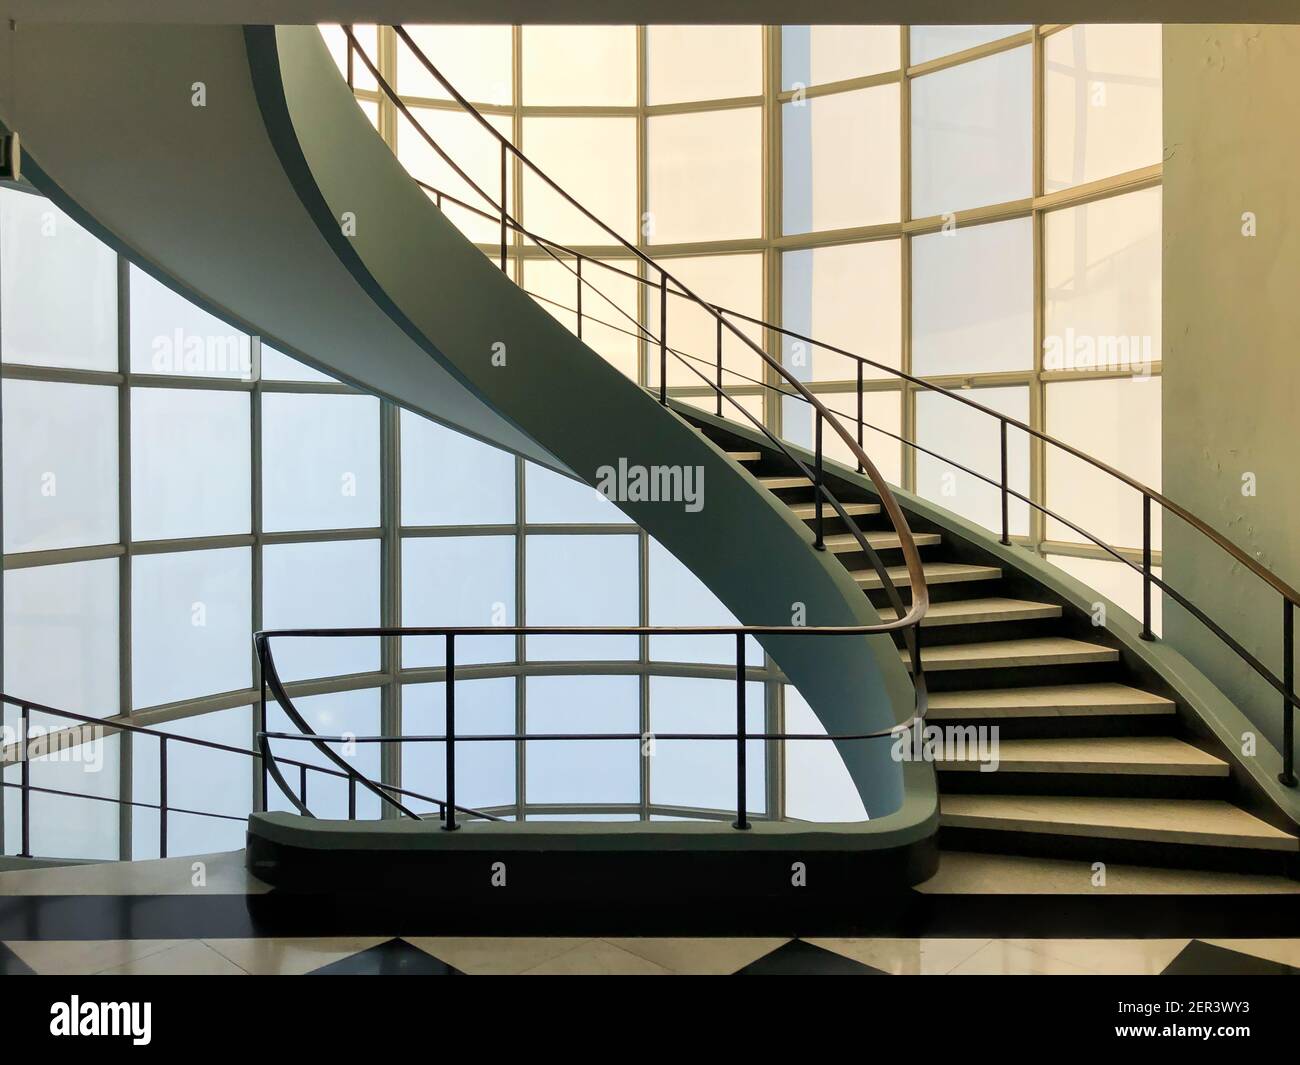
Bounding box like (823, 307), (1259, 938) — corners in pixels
(132, 548), (251, 709)
(261, 393), (380, 532)
(132, 706), (252, 859)
(525, 534), (638, 661)
(4, 559), (118, 717)
(1045, 377), (1162, 549)
(1047, 554), (1162, 636)
(319, 24), (377, 91)
(784, 389), (904, 488)
(912, 218), (1033, 375)
(3, 380), (117, 553)
(910, 25), (1031, 65)
(401, 535), (515, 667)
(648, 537), (760, 665)
(523, 117), (637, 245)
(267, 690), (381, 820)
(260, 343), (332, 382)
(522, 258), (641, 380)
(781, 25), (901, 88)
(648, 108), (762, 245)
(129, 266), (251, 379)
(1044, 188), (1161, 376)
(1, 189), (117, 370)
(649, 676), (764, 813)
(525, 462), (628, 524)
(396, 24), (512, 104)
(397, 108), (513, 245)
(783, 85), (900, 234)
(781, 241), (901, 382)
(131, 388), (250, 541)
(783, 686), (868, 821)
(647, 26), (762, 104)
(911, 46), (1032, 217)
(522, 26), (636, 105)
(654, 254), (764, 388)
(403, 678), (515, 814)
(916, 386), (1030, 536)
(262, 539), (381, 682)
(401, 409), (515, 526)
(526, 675), (639, 805)
(1045, 25), (1162, 191)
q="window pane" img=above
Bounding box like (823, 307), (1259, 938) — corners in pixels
(1046, 554), (1162, 635)
(319, 24), (378, 91)
(260, 343), (333, 382)
(132, 706), (252, 859)
(782, 241), (901, 382)
(128, 266), (251, 380)
(131, 388), (250, 541)
(1, 189), (117, 370)
(3, 559), (118, 717)
(649, 676), (764, 814)
(3, 380), (118, 553)
(523, 117), (637, 245)
(916, 386), (1030, 536)
(526, 675), (639, 806)
(525, 534), (638, 661)
(647, 537), (760, 665)
(525, 462), (627, 524)
(784, 389), (904, 488)
(521, 257), (641, 381)
(522, 26), (636, 105)
(909, 25), (1031, 65)
(1044, 188), (1161, 375)
(781, 25), (901, 88)
(912, 218), (1033, 376)
(1045, 24), (1162, 191)
(403, 677), (515, 814)
(783, 686), (867, 821)
(647, 25), (762, 104)
(267, 689), (382, 820)
(262, 539), (381, 682)
(648, 108), (762, 245)
(395, 24), (512, 104)
(132, 548), (251, 709)
(401, 409), (515, 526)
(261, 393), (380, 532)
(653, 253), (764, 389)
(783, 85), (900, 234)
(910, 46), (1032, 217)
(401, 535), (515, 667)
(1045, 377), (1162, 549)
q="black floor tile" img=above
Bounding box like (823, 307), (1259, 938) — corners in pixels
(0, 942), (35, 975)
(1161, 940), (1299, 976)
(308, 938), (463, 975)
(735, 939), (886, 975)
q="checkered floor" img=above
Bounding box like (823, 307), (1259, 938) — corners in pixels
(2, 936), (1298, 975)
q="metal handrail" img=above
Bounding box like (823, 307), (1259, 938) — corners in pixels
(256, 626), (925, 831)
(0, 692), (498, 861)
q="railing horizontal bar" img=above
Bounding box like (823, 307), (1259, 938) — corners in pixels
(260, 727), (918, 743)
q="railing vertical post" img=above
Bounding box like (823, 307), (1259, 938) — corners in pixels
(659, 272), (668, 405)
(813, 412), (826, 551)
(348, 776), (358, 820)
(499, 141), (508, 272)
(715, 314), (723, 417)
(159, 736), (168, 859)
(443, 633), (459, 830)
(258, 666), (268, 813)
(999, 418), (1011, 546)
(1141, 493), (1155, 641)
(345, 24), (354, 90)
(732, 633), (749, 831)
(299, 764), (307, 807)
(576, 257), (583, 341)
(19, 703), (30, 858)
(856, 360), (864, 474)
(1281, 598), (1296, 787)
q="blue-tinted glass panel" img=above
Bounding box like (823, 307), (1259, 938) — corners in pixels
(525, 534), (638, 661)
(526, 675), (639, 806)
(401, 535), (515, 667)
(402, 678), (515, 814)
(401, 409), (515, 526)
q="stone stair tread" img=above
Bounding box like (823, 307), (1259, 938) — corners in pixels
(928, 683), (1176, 718)
(935, 735), (1229, 776)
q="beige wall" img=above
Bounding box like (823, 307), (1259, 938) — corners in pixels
(1163, 24), (1300, 753)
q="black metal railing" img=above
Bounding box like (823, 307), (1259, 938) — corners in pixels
(256, 627), (924, 829)
(337, 25), (1299, 787)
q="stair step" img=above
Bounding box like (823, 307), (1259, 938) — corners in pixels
(726, 450), (763, 462)
(939, 795), (1298, 852)
(788, 500), (880, 519)
(928, 683), (1176, 720)
(907, 637), (1119, 672)
(759, 476), (814, 491)
(936, 736), (1229, 777)
(878, 597), (1062, 627)
(824, 531), (942, 552)
(854, 562), (1001, 590)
